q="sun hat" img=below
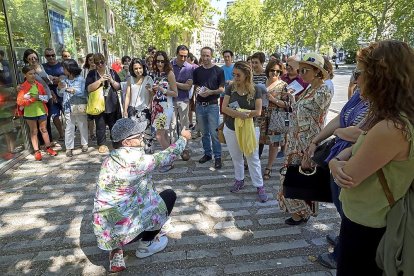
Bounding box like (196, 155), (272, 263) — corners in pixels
(111, 118), (147, 142)
(287, 55), (300, 71)
(299, 53), (329, 80)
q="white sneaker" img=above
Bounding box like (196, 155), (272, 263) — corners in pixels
(160, 217), (174, 236)
(135, 236), (168, 258)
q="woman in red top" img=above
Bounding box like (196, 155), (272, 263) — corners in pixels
(17, 66), (57, 160)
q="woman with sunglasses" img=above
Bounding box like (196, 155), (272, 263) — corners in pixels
(151, 51), (178, 172)
(85, 53), (122, 153)
(307, 69), (369, 269)
(260, 59), (290, 180)
(82, 53), (97, 141)
(221, 61), (268, 202)
(276, 53), (332, 225)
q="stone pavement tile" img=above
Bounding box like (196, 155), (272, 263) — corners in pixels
(162, 266), (219, 276)
(230, 240), (310, 256)
(224, 255), (313, 274)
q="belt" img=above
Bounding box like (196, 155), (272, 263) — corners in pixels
(197, 100), (218, 106)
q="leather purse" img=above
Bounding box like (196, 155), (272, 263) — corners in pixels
(283, 165), (332, 202)
(311, 138), (336, 168)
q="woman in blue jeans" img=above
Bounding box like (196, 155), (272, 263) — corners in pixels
(308, 79), (369, 268)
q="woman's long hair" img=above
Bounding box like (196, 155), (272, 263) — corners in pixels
(231, 61), (255, 102)
(83, 53), (94, 69)
(153, 51), (172, 75)
(358, 40), (414, 135)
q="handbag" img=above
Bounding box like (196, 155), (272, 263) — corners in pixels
(268, 109), (290, 133)
(283, 165), (332, 202)
(311, 138), (336, 168)
(70, 96), (87, 115)
(86, 86), (105, 115)
(216, 122), (226, 144)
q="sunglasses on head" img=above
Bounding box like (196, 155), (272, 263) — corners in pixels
(95, 60), (105, 65)
(45, 54), (56, 58)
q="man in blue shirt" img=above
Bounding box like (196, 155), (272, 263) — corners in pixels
(171, 45), (194, 160)
(221, 50), (234, 113)
(42, 47), (65, 141)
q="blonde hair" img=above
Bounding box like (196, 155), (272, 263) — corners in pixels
(231, 61), (256, 102)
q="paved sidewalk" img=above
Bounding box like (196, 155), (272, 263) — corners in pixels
(0, 121), (340, 275)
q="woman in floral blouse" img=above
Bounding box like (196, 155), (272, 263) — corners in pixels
(276, 53), (332, 225)
(92, 118), (191, 272)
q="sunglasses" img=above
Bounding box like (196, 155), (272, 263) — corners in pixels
(156, 60), (165, 64)
(270, 69), (282, 74)
(299, 68), (312, 75)
(354, 69), (364, 79)
(45, 54), (56, 58)
(95, 61), (105, 65)
(28, 56), (38, 61)
(63, 55), (70, 58)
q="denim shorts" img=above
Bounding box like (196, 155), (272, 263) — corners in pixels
(50, 101), (62, 119)
(24, 114), (47, 121)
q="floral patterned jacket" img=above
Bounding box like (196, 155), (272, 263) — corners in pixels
(93, 137), (186, 250)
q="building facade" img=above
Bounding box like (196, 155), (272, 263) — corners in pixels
(0, 0), (135, 173)
(190, 24), (221, 59)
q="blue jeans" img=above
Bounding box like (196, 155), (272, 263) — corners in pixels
(196, 103), (221, 158)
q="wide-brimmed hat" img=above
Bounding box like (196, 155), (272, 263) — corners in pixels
(111, 118), (147, 142)
(286, 55), (300, 71)
(299, 53), (329, 80)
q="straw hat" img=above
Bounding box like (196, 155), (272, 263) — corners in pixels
(299, 53), (329, 80)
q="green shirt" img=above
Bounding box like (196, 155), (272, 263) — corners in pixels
(23, 85), (46, 117)
(340, 118), (414, 228)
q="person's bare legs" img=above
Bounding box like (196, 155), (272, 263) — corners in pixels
(53, 116), (64, 139)
(156, 129), (170, 149)
(39, 119), (52, 147)
(26, 120), (40, 151)
(264, 142), (278, 179)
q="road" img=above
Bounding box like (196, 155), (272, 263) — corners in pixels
(0, 66), (355, 275)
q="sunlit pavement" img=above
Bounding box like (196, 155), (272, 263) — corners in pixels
(0, 66), (354, 275)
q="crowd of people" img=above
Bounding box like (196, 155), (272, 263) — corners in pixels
(16, 40), (414, 274)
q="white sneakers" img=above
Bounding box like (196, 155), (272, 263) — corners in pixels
(135, 236), (168, 258)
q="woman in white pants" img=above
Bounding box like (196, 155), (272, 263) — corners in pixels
(221, 61), (268, 202)
(58, 59), (88, 157)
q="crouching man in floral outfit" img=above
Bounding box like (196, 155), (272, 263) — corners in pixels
(92, 117), (191, 272)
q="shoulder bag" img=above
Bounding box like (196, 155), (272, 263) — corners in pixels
(86, 86), (105, 115)
(268, 109), (290, 133)
(311, 138), (336, 168)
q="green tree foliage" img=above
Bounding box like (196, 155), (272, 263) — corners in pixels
(108, 0), (214, 57)
(219, 0), (414, 56)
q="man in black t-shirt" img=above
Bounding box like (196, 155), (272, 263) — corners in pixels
(193, 47), (225, 169)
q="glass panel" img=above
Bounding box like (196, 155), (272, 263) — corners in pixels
(71, 0), (88, 62)
(0, 1), (25, 166)
(47, 0), (75, 59)
(4, 0), (50, 65)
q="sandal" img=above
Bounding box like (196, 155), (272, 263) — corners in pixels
(263, 168), (272, 180)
